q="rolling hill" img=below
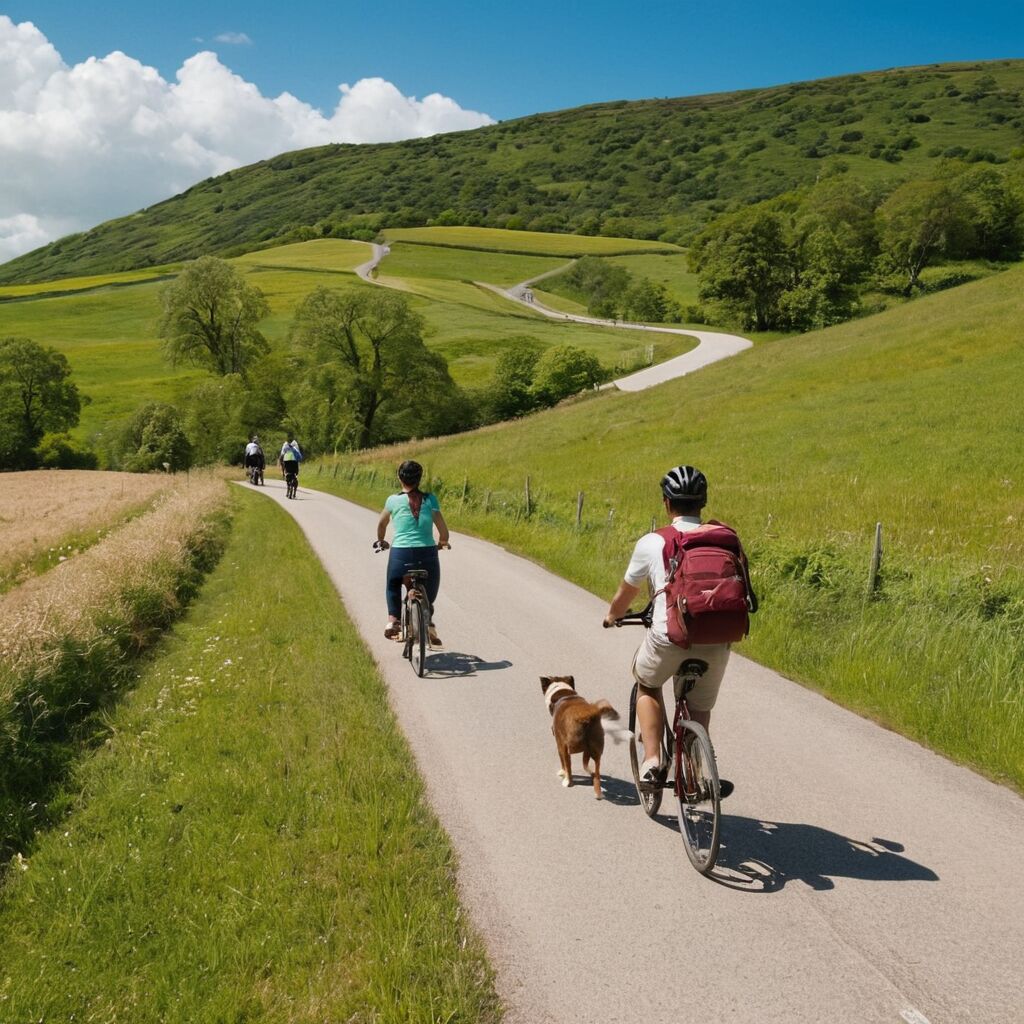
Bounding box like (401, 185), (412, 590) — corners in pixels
(2, 60), (1023, 284)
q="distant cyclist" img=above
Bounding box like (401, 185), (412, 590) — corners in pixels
(374, 460), (450, 645)
(244, 435), (265, 481)
(604, 465), (755, 798)
(278, 434), (303, 481)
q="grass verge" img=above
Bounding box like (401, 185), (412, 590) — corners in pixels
(0, 488), (500, 1023)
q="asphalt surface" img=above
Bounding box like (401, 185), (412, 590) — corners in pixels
(251, 477), (1024, 1024)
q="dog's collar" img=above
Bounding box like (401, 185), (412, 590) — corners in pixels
(545, 681), (580, 712)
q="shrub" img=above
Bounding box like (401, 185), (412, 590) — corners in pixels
(33, 433), (98, 470)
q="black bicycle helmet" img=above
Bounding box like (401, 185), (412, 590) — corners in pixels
(660, 465), (708, 506)
(398, 460), (423, 486)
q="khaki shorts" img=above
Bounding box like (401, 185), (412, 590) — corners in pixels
(631, 631), (730, 712)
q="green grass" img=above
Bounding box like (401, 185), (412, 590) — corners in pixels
(0, 266), (178, 299)
(232, 237), (371, 272)
(4, 60), (1023, 284)
(379, 241), (569, 286)
(0, 241), (698, 437)
(301, 266), (1024, 790)
(0, 489), (500, 1023)
(606, 253), (702, 309)
(381, 226), (682, 257)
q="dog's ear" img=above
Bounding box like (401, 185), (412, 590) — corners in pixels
(567, 675), (576, 691)
(540, 676), (552, 693)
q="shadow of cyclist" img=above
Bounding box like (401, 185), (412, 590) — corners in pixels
(424, 651), (513, 678)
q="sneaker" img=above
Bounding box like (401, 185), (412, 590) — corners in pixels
(384, 621), (400, 640)
(639, 756), (663, 783)
(427, 624), (442, 648)
(718, 779), (734, 800)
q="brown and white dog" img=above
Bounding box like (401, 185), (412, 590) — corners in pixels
(541, 675), (631, 799)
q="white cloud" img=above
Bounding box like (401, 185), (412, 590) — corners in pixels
(213, 32), (252, 45)
(0, 16), (495, 264)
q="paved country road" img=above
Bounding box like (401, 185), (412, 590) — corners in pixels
(250, 478), (1024, 1024)
(353, 242), (753, 390)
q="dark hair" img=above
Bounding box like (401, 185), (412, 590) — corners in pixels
(398, 460), (425, 519)
(666, 496), (704, 517)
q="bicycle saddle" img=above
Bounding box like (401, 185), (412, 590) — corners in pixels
(679, 659), (709, 678)
(403, 569), (429, 582)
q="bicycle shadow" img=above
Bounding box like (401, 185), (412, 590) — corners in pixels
(598, 775), (938, 893)
(708, 816), (939, 893)
(425, 651), (513, 678)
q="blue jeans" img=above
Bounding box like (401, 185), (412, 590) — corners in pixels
(386, 546), (440, 619)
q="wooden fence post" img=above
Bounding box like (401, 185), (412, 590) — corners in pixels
(461, 475), (468, 508)
(332, 463), (338, 478)
(650, 515), (657, 533)
(576, 491), (584, 529)
(317, 463), (322, 476)
(484, 490), (491, 513)
(606, 508), (615, 530)
(866, 522), (883, 597)
(525, 475), (532, 518)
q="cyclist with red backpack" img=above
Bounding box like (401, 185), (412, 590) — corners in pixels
(603, 465), (757, 796)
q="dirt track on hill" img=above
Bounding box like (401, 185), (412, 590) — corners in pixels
(250, 477), (1024, 1024)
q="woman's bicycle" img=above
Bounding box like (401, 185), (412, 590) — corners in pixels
(284, 467), (298, 499)
(612, 603), (722, 874)
(373, 542), (450, 678)
(247, 463), (264, 486)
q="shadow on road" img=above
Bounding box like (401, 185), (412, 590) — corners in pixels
(598, 774), (938, 893)
(426, 651), (513, 678)
(709, 816), (939, 893)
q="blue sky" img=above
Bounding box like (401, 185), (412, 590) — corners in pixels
(9, 0), (1023, 120)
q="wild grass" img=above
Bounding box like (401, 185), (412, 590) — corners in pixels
(378, 241), (568, 287)
(0, 490), (500, 1023)
(232, 237), (371, 272)
(0, 474), (231, 854)
(382, 226), (682, 256)
(302, 267), (1024, 789)
(0, 470), (173, 591)
(0, 266), (178, 299)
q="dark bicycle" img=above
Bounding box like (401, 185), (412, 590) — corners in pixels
(247, 463), (264, 486)
(284, 467), (298, 499)
(612, 602), (722, 874)
(374, 542), (449, 678)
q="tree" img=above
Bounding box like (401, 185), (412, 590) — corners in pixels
(690, 209), (793, 331)
(113, 403), (192, 472)
(0, 337), (84, 469)
(559, 257), (631, 318)
(623, 278), (670, 322)
(159, 256), (270, 376)
(531, 346), (603, 406)
(289, 287), (464, 448)
(954, 167), (1024, 261)
(182, 374), (249, 465)
(876, 180), (975, 294)
(487, 344), (542, 419)
(34, 433), (98, 469)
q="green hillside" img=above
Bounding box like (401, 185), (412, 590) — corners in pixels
(305, 266), (1024, 788)
(3, 60), (1023, 284)
(0, 238), (691, 441)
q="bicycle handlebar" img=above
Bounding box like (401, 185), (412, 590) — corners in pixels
(372, 540), (390, 553)
(605, 601), (654, 629)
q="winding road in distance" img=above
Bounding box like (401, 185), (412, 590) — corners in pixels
(354, 242), (753, 390)
(251, 476), (1024, 1024)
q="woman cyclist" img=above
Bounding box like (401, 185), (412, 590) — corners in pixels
(374, 460), (450, 645)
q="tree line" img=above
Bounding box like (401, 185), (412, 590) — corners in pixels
(0, 258), (611, 472)
(689, 163), (1024, 331)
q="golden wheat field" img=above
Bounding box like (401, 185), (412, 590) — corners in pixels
(0, 470), (173, 589)
(0, 475), (229, 685)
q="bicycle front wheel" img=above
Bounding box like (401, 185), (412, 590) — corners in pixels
(410, 599), (427, 677)
(628, 682), (664, 818)
(675, 720), (721, 874)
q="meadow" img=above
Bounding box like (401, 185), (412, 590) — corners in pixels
(381, 226), (682, 257)
(0, 237), (698, 442)
(0, 470), (172, 591)
(302, 265), (1024, 789)
(0, 489), (499, 1023)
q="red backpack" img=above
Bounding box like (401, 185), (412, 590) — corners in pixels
(656, 522), (758, 649)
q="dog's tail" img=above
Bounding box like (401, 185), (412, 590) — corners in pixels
(594, 700), (632, 744)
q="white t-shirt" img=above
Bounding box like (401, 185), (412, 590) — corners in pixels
(280, 441), (302, 461)
(624, 516), (703, 638)
(245, 442), (261, 456)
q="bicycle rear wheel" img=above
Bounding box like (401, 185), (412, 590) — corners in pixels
(409, 599), (427, 677)
(628, 682), (665, 818)
(675, 720), (721, 874)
